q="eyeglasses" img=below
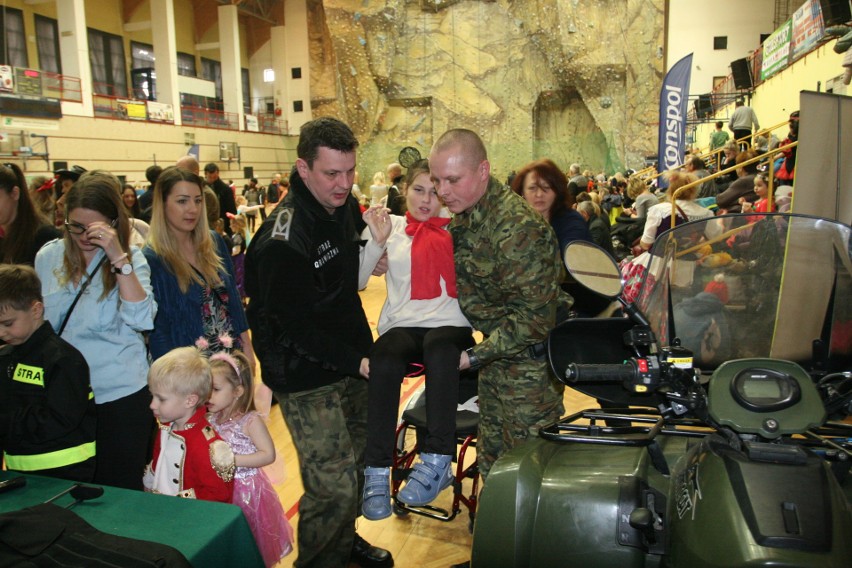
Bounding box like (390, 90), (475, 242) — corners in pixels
(64, 221), (88, 235)
(64, 217), (117, 235)
(523, 185), (553, 195)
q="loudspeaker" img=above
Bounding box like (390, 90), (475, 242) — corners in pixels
(694, 94), (712, 118)
(731, 58), (753, 90)
(243, 166), (254, 179)
(819, 0), (852, 26)
(52, 161), (68, 172)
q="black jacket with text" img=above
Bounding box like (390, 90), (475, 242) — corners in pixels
(0, 322), (96, 481)
(245, 170), (372, 393)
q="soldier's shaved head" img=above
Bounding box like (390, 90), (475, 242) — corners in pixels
(431, 129), (487, 169)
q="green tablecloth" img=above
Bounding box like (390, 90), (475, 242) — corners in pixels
(0, 471), (263, 567)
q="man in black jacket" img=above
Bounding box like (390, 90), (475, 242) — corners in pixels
(203, 162), (237, 235)
(245, 117), (393, 568)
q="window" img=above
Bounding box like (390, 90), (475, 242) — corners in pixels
(713, 36), (728, 50)
(35, 16), (61, 74)
(131, 41), (155, 70)
(293, 100), (303, 113)
(1, 7), (28, 68)
(177, 52), (196, 77)
(241, 68), (250, 114)
(201, 57), (222, 108)
(88, 28), (127, 97)
(291, 67), (301, 79)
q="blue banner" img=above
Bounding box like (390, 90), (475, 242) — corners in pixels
(657, 53), (693, 188)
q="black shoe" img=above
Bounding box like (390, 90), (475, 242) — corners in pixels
(351, 533), (394, 567)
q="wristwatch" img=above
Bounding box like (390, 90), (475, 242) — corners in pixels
(112, 262), (133, 275)
(465, 347), (482, 371)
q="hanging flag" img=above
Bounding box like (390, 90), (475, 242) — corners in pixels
(657, 53), (693, 189)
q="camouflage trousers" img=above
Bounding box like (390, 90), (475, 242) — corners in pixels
(477, 355), (564, 480)
(275, 376), (368, 568)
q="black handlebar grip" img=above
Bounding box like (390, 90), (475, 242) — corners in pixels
(564, 362), (636, 383)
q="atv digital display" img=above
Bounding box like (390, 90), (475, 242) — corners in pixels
(731, 368), (801, 412)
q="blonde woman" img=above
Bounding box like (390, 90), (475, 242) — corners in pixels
(35, 170), (156, 489)
(142, 166), (255, 368)
(369, 171), (388, 207)
(640, 171), (717, 250)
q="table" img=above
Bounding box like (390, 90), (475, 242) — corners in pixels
(0, 471), (263, 567)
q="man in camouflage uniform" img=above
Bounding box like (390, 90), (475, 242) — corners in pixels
(245, 117), (393, 568)
(430, 129), (568, 481)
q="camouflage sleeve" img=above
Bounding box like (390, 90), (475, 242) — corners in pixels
(471, 216), (563, 365)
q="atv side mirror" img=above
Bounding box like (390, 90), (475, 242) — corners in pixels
(564, 240), (651, 328)
(563, 241), (623, 299)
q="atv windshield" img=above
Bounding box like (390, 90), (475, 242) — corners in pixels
(635, 213), (852, 373)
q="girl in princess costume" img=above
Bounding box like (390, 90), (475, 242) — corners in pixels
(206, 351), (293, 567)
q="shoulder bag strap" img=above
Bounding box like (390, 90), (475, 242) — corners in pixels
(57, 256), (108, 336)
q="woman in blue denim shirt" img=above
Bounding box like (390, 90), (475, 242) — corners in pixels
(143, 166), (254, 368)
(35, 171), (156, 490)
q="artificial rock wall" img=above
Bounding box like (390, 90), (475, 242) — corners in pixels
(306, 0), (664, 180)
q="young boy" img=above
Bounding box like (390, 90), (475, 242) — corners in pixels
(0, 264), (96, 482)
(143, 346), (234, 502)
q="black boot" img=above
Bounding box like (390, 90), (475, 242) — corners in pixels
(350, 533), (394, 567)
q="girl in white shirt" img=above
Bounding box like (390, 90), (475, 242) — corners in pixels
(358, 160), (473, 520)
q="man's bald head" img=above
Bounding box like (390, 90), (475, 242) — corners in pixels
(431, 129), (487, 169)
(429, 129), (490, 214)
(176, 155), (200, 175)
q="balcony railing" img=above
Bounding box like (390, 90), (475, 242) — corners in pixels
(0, 67), (82, 103)
(0, 68), (276, 134)
(255, 113), (287, 135)
(180, 105), (239, 130)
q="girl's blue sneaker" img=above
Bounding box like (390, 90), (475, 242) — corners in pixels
(361, 466), (392, 520)
(397, 453), (453, 506)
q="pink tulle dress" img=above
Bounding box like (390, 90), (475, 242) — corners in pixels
(209, 411), (293, 567)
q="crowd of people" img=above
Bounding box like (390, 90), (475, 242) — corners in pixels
(0, 106), (799, 568)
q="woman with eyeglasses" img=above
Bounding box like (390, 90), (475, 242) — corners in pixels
(0, 163), (60, 265)
(510, 159), (592, 252)
(511, 159), (608, 318)
(35, 170), (156, 490)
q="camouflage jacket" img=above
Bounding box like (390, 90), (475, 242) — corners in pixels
(450, 176), (567, 365)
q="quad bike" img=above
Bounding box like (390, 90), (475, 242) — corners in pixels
(471, 213), (852, 567)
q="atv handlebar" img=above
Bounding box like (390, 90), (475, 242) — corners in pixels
(565, 362), (638, 384)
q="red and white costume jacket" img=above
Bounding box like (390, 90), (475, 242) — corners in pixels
(144, 407), (233, 502)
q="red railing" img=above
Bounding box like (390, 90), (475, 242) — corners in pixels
(255, 113), (287, 135)
(2, 68), (82, 103)
(180, 105), (239, 130)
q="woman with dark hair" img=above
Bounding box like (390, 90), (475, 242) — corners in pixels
(122, 183), (143, 218)
(510, 159), (591, 251)
(0, 163), (60, 265)
(122, 183), (150, 247)
(35, 170), (156, 489)
(142, 166), (254, 366)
